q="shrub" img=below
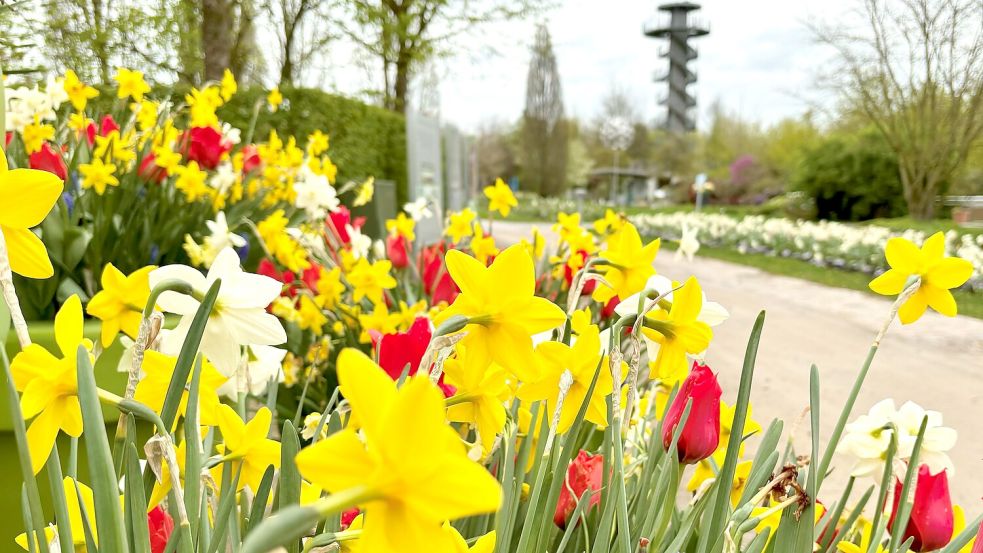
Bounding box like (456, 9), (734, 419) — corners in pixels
(792, 128), (905, 221)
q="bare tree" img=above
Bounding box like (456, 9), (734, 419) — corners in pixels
(269, 0), (333, 86)
(336, 0), (541, 113)
(814, 0), (983, 219)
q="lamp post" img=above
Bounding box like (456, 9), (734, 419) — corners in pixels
(600, 116), (633, 204)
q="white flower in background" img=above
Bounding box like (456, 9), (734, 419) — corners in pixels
(293, 167), (339, 218)
(209, 162), (237, 197)
(45, 75), (69, 108)
(404, 197), (433, 221)
(372, 239), (386, 260)
(839, 399), (956, 480)
(301, 412), (328, 441)
(347, 224), (371, 259)
(151, 247), (286, 376)
(204, 211), (246, 250)
(675, 223), (700, 262)
(221, 122), (241, 145)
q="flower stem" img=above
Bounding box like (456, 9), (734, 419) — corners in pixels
(0, 227), (31, 348)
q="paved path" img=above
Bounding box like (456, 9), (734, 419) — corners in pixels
(493, 221), (983, 508)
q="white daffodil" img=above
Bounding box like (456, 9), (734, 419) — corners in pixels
(209, 162), (237, 197)
(205, 211), (246, 251)
(404, 197), (433, 221)
(151, 247), (286, 376)
(293, 167), (339, 218)
(347, 224), (371, 259)
(238, 344), (287, 397)
(839, 399), (956, 480)
(675, 223), (700, 262)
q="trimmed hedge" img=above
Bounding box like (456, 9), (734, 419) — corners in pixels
(90, 85), (408, 206)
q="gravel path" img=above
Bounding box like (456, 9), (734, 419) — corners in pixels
(493, 220), (983, 508)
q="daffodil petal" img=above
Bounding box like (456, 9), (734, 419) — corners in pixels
(923, 284), (957, 317)
(336, 348), (397, 437)
(898, 289), (929, 324)
(3, 226), (53, 279)
(869, 269), (908, 296)
(295, 429), (374, 492)
(885, 237), (922, 274)
(54, 295), (85, 358)
(402, 451), (503, 521)
(487, 244), (535, 299)
(924, 257), (973, 290)
(444, 249), (489, 300)
(0, 168), (63, 228)
(26, 405), (61, 474)
(921, 231), (946, 262)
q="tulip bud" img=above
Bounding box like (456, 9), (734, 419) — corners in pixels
(553, 450), (604, 529)
(889, 464), (954, 552)
(28, 143), (67, 181)
(661, 361), (721, 464)
(386, 234), (410, 269)
(148, 506), (174, 553)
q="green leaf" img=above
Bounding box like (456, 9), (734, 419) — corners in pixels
(246, 466), (276, 534)
(241, 505), (323, 553)
(77, 345), (128, 551)
(277, 421), (302, 531)
(45, 447), (74, 550)
(125, 443), (152, 553)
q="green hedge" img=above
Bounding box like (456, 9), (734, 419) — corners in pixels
(90, 85), (408, 206)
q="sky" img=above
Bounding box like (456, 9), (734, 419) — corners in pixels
(409, 0), (855, 132)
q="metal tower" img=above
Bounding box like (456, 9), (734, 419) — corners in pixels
(645, 2), (709, 132)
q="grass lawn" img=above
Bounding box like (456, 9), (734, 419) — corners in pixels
(663, 242), (983, 320)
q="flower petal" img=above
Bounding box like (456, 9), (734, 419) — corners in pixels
(26, 405), (61, 474)
(54, 295), (84, 358)
(885, 237), (922, 274)
(923, 284), (957, 317)
(869, 269), (908, 296)
(295, 430), (374, 492)
(219, 308), (286, 346)
(444, 248), (489, 300)
(924, 257), (973, 290)
(336, 348), (397, 437)
(3, 226), (53, 279)
(898, 289), (929, 324)
(0, 168), (63, 228)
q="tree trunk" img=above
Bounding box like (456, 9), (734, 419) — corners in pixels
(201, 0), (234, 82)
(393, 52), (410, 113)
(901, 163), (937, 220)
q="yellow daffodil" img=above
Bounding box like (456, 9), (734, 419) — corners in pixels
(443, 343), (510, 455)
(686, 459), (752, 506)
(484, 178), (517, 217)
(94, 129), (137, 164)
(21, 118), (54, 155)
(446, 208), (477, 243)
(642, 276), (712, 384)
(153, 145), (182, 175)
(435, 244), (566, 376)
(174, 161), (209, 202)
(592, 223), (660, 303)
(386, 212), (416, 241)
(148, 438), (190, 509)
(85, 263), (154, 347)
(186, 86), (223, 128)
(315, 267), (346, 309)
(394, 299), (427, 329)
(307, 130), (329, 156)
(357, 302), (400, 343)
(952, 505), (977, 553)
(132, 99), (159, 132)
(134, 350), (227, 426)
(553, 212), (582, 243)
(16, 477), (97, 550)
(868, 232), (974, 324)
(353, 177), (374, 207)
(837, 518), (888, 553)
(754, 502), (825, 547)
(518, 323), (619, 433)
(297, 294), (328, 334)
(214, 405), (282, 492)
(347, 258), (397, 304)
(79, 158), (120, 195)
(717, 401), (761, 461)
(268, 86), (283, 111)
(593, 209), (626, 235)
(10, 295), (92, 473)
(470, 223), (500, 265)
(220, 68), (238, 101)
(295, 349), (502, 551)
(68, 112), (92, 134)
(0, 146), (63, 278)
(62, 70), (99, 111)
(114, 67), (151, 101)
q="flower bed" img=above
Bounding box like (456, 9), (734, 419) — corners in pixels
(2, 70), (982, 553)
(633, 211), (983, 292)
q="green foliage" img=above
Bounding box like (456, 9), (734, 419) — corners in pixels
(792, 129), (905, 221)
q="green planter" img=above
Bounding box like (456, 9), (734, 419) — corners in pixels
(352, 179), (398, 239)
(0, 320), (129, 546)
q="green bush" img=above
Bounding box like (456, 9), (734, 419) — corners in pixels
(792, 128), (905, 221)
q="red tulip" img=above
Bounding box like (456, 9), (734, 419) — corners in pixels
(138, 153), (168, 183)
(553, 450), (604, 529)
(661, 361), (721, 463)
(970, 516), (983, 553)
(240, 144), (262, 174)
(601, 296), (620, 319)
(340, 507), (361, 530)
(419, 242), (460, 305)
(386, 234), (410, 269)
(4, 132), (11, 147)
(327, 206), (365, 245)
(100, 114), (120, 136)
(257, 259), (297, 297)
(148, 506), (174, 553)
(301, 263), (321, 291)
(564, 249), (596, 294)
(28, 143), (67, 181)
(372, 317), (454, 397)
(890, 464), (954, 552)
(181, 126), (231, 170)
